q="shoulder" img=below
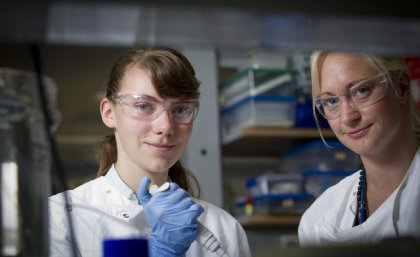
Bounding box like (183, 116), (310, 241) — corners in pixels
(48, 176), (120, 234)
(409, 147), (420, 177)
(195, 199), (238, 223)
(49, 176), (109, 205)
(298, 171), (359, 245)
(194, 199), (246, 233)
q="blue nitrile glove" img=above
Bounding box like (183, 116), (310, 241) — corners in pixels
(137, 176), (204, 257)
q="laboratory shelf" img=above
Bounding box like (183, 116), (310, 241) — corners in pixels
(241, 127), (335, 138)
(222, 127), (336, 157)
(223, 127), (335, 232)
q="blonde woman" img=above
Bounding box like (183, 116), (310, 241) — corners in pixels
(299, 51), (420, 246)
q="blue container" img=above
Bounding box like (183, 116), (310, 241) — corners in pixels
(295, 94), (329, 128)
(103, 238), (149, 257)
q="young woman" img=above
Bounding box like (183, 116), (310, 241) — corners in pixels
(49, 48), (251, 257)
(298, 51), (420, 246)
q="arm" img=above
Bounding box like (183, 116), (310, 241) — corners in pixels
(298, 214), (312, 247)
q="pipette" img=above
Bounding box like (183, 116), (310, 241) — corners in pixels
(149, 182), (231, 257)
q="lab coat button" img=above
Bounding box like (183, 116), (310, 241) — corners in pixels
(122, 213), (130, 219)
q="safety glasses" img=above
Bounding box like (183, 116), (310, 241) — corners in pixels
(315, 72), (388, 120)
(110, 93), (199, 124)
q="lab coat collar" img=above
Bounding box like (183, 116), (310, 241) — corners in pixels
(105, 164), (139, 205)
(348, 171), (360, 217)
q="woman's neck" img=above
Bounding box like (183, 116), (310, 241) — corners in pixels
(361, 137), (419, 215)
(114, 161), (169, 192)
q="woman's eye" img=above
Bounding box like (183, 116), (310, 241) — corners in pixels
(353, 84), (373, 97)
(173, 106), (191, 116)
(135, 103), (154, 112)
(323, 97), (339, 107)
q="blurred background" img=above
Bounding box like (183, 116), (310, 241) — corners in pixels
(1, 0), (420, 256)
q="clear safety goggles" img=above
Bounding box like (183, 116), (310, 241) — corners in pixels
(110, 93), (199, 124)
(315, 72), (388, 120)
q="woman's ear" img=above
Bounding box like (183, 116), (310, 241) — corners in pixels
(396, 71), (411, 104)
(100, 97), (116, 128)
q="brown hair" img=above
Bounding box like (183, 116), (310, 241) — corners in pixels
(95, 48), (201, 196)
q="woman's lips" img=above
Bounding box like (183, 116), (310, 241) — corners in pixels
(347, 126), (369, 139)
(148, 143), (173, 151)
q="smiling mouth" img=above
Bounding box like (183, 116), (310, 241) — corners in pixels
(347, 126), (369, 138)
(148, 143), (173, 151)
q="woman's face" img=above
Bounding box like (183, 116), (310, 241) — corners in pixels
(102, 66), (194, 175)
(319, 53), (402, 156)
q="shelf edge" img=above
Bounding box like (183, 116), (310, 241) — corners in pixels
(242, 127), (335, 138)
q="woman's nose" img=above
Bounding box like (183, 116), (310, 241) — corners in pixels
(340, 100), (360, 123)
(152, 110), (175, 135)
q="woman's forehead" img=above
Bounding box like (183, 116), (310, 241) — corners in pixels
(322, 53), (373, 74)
(119, 67), (159, 96)
(319, 54), (379, 94)
(322, 54), (376, 80)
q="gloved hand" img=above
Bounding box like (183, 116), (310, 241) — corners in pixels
(137, 176), (204, 257)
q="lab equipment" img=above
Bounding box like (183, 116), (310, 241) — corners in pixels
(280, 139), (360, 173)
(221, 95), (297, 143)
(219, 67), (295, 108)
(302, 169), (353, 197)
(147, 181), (231, 257)
(219, 68), (297, 144)
(238, 173), (314, 215)
(236, 193), (314, 216)
(0, 68), (57, 256)
(245, 174), (303, 196)
(103, 238), (148, 257)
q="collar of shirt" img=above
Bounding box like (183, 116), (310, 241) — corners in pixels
(105, 164), (139, 205)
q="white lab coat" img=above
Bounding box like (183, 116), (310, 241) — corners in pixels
(49, 165), (251, 257)
(298, 147), (420, 246)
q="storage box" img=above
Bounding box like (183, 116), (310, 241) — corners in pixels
(279, 139), (360, 173)
(302, 169), (353, 197)
(238, 174), (312, 215)
(221, 95), (297, 143)
(240, 50), (290, 70)
(245, 174), (303, 196)
(219, 68), (296, 107)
